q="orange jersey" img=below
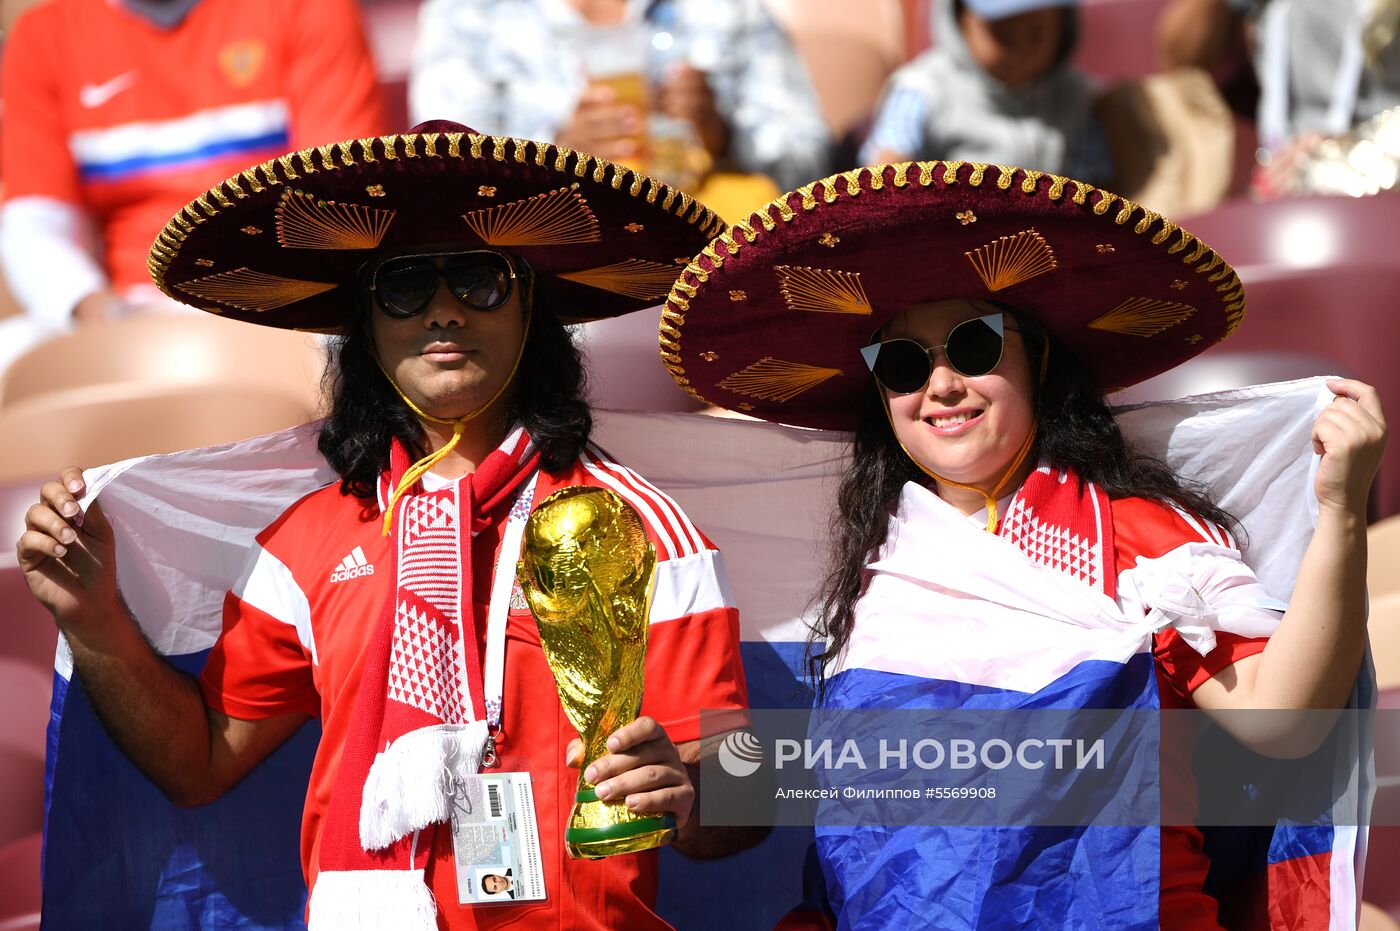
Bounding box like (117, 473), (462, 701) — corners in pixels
(1, 0), (385, 294)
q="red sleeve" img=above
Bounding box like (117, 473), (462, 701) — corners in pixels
(1, 7), (81, 202)
(200, 589), (321, 720)
(641, 603), (749, 745)
(281, 0), (387, 147)
(1153, 628), (1269, 707)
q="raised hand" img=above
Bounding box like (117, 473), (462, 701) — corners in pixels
(16, 466), (122, 636)
(1311, 378), (1387, 517)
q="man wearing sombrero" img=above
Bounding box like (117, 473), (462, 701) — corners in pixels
(17, 121), (753, 929)
(663, 163), (1386, 927)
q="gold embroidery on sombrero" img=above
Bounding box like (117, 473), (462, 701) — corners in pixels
(175, 267), (336, 312)
(556, 259), (681, 300)
(275, 189), (394, 250)
(716, 357), (842, 402)
(460, 186), (601, 246)
(965, 229), (1057, 292)
(1088, 297), (1197, 337)
(774, 266), (870, 316)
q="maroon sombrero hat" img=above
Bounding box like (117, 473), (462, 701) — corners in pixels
(660, 161), (1245, 430)
(149, 120), (724, 330)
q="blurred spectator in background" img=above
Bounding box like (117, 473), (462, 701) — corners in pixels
(409, 0), (831, 193)
(0, 0), (386, 372)
(1159, 0), (1400, 197)
(860, 0), (1113, 185)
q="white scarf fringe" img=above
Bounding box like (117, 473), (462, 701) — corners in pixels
(307, 868), (437, 931)
(359, 721), (489, 851)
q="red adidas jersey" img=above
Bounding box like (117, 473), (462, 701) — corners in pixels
(1, 0), (385, 294)
(199, 444), (748, 930)
(1112, 497), (1279, 931)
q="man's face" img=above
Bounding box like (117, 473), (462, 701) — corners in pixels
(482, 873), (512, 894)
(368, 254), (528, 420)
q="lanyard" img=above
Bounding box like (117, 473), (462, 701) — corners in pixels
(479, 471), (539, 766)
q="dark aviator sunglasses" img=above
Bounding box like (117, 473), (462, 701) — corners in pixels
(860, 313), (1018, 394)
(361, 250), (518, 319)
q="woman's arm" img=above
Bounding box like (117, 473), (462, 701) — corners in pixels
(1193, 378), (1386, 717)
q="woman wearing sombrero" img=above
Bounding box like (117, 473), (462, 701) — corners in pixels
(661, 163), (1386, 927)
(19, 120), (756, 929)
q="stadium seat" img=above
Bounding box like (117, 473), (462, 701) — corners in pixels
(0, 314), (326, 413)
(1074, 0), (1172, 80)
(0, 478), (63, 678)
(0, 832), (41, 930)
(1181, 193), (1400, 272)
(1156, 194), (1400, 518)
(1372, 516), (1400, 599)
(0, 384), (316, 485)
(0, 658), (49, 850)
(1363, 902), (1400, 931)
(1109, 350), (1348, 407)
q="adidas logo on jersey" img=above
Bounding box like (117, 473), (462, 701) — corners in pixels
(330, 546), (375, 582)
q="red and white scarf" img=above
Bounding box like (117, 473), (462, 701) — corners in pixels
(308, 428), (540, 930)
(998, 464), (1117, 600)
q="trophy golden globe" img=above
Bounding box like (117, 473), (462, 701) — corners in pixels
(516, 486), (675, 859)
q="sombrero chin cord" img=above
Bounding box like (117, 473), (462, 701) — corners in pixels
(374, 304), (531, 537)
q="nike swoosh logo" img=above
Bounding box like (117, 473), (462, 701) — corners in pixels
(79, 72), (136, 109)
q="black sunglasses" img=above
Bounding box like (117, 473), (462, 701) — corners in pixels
(860, 313), (1017, 394)
(363, 250), (517, 319)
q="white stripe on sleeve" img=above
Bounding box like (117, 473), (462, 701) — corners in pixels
(581, 452), (680, 561)
(233, 545), (318, 664)
(648, 549), (736, 624)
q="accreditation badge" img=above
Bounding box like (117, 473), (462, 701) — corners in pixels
(450, 771), (547, 905)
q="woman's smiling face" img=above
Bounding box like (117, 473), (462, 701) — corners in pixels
(880, 300), (1037, 508)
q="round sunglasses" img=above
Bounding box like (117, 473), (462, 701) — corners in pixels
(363, 250), (517, 319)
(860, 313), (1017, 394)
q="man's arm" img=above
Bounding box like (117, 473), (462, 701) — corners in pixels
(17, 466), (308, 806)
(0, 11), (113, 326)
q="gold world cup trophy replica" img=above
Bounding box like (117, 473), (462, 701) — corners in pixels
(516, 486), (674, 859)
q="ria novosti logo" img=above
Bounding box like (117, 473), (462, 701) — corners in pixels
(330, 546), (375, 583)
(718, 731), (764, 777)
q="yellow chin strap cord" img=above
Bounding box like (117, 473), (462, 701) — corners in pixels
(878, 337), (1049, 534)
(375, 302), (532, 537)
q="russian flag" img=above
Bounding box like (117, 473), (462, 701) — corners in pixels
(40, 379), (1367, 929)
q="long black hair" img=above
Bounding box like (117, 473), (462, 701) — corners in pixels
(317, 271), (592, 499)
(807, 310), (1236, 697)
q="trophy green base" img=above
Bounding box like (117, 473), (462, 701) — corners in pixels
(564, 789), (677, 860)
